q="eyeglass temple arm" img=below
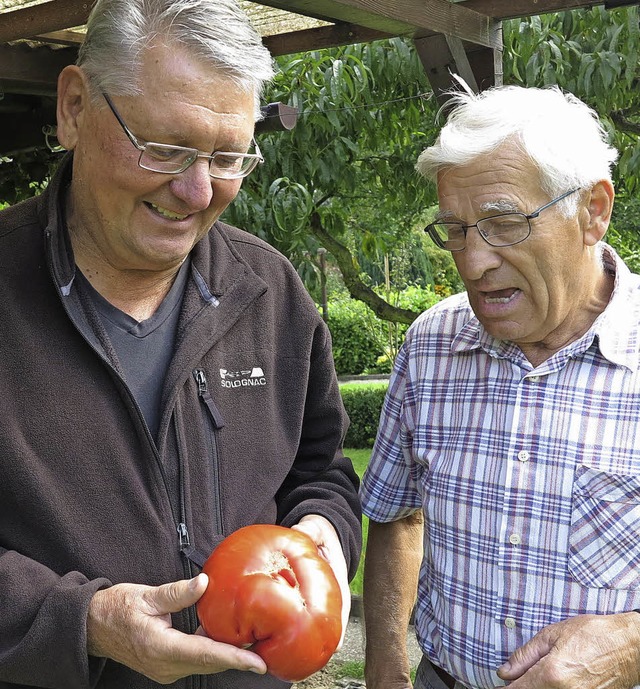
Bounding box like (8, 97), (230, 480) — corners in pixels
(529, 187), (580, 219)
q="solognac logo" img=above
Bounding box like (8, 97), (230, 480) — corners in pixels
(219, 367), (267, 389)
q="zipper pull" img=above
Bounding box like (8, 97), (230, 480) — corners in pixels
(193, 369), (226, 428)
(194, 369), (207, 394)
(177, 522), (208, 568)
(177, 522), (191, 550)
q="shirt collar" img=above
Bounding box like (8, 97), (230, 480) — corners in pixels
(451, 243), (640, 372)
(590, 243), (640, 371)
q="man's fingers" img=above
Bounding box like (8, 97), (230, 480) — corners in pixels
(159, 631), (267, 679)
(146, 573), (209, 616)
(497, 629), (554, 680)
(293, 516), (351, 648)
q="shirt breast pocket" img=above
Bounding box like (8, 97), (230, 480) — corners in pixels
(568, 465), (640, 590)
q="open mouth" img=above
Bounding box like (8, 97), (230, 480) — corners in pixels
(145, 201), (189, 221)
(482, 288), (520, 304)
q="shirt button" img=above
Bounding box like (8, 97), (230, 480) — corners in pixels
(528, 375), (541, 383)
(504, 617), (517, 629)
(509, 533), (522, 545)
(517, 450), (530, 462)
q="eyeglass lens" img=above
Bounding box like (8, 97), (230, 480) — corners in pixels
(140, 144), (258, 178)
(432, 214), (530, 250)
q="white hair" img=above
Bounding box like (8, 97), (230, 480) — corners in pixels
(416, 85), (618, 216)
(77, 0), (274, 118)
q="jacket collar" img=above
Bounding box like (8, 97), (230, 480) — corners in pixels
(39, 152), (76, 296)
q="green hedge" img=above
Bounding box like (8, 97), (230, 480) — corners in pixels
(325, 285), (442, 376)
(326, 299), (384, 376)
(340, 382), (389, 448)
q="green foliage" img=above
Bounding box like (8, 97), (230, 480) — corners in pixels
(224, 38), (441, 293)
(0, 149), (60, 205)
(326, 285), (441, 375)
(354, 221), (464, 297)
(504, 8), (639, 99)
(503, 7), (640, 268)
(608, 195), (640, 273)
(326, 298), (384, 375)
(340, 383), (389, 448)
(336, 660), (365, 679)
(424, 244), (465, 297)
(503, 7), (640, 193)
(345, 446), (372, 478)
(375, 284), (443, 368)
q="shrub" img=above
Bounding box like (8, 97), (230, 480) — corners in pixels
(325, 299), (385, 375)
(326, 285), (443, 376)
(340, 382), (389, 448)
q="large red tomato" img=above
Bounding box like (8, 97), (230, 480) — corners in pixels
(197, 524), (343, 682)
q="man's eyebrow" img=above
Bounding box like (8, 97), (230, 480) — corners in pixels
(435, 199), (522, 223)
(480, 199), (521, 213)
(434, 209), (457, 222)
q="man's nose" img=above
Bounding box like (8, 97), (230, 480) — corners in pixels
(454, 227), (502, 280)
(169, 159), (214, 210)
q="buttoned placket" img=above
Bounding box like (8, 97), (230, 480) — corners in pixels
(494, 366), (549, 666)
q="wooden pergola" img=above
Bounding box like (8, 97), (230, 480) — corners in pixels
(0, 0), (633, 156)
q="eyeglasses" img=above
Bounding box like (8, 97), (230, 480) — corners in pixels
(102, 92), (263, 179)
(425, 188), (581, 252)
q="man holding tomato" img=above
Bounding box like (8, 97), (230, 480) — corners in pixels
(361, 85), (640, 689)
(0, 0), (360, 687)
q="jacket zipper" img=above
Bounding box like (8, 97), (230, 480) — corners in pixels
(193, 369), (225, 536)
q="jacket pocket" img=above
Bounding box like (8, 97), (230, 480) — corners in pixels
(568, 464), (640, 589)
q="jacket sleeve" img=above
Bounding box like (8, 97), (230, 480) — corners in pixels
(0, 548), (111, 689)
(275, 322), (362, 580)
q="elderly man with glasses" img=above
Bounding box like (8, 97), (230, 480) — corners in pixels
(361, 85), (640, 689)
(0, 1), (361, 688)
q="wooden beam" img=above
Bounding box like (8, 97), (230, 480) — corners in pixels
(33, 29), (86, 47)
(263, 22), (392, 55)
(0, 0), (94, 44)
(0, 43), (77, 96)
(30, 23), (393, 56)
(414, 30), (502, 101)
(0, 0), (498, 47)
(415, 34), (475, 102)
(0, 0), (614, 49)
(258, 0), (501, 49)
(458, 0), (603, 19)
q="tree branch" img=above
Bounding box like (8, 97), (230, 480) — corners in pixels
(609, 109), (640, 137)
(310, 212), (420, 325)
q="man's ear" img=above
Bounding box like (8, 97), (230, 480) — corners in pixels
(56, 65), (91, 151)
(583, 179), (615, 247)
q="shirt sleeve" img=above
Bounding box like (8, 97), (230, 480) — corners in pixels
(359, 338), (423, 522)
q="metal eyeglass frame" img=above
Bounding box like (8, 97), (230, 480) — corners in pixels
(102, 92), (264, 180)
(425, 187), (581, 252)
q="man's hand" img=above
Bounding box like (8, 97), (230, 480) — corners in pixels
(86, 573), (266, 684)
(292, 514), (351, 647)
(497, 612), (640, 689)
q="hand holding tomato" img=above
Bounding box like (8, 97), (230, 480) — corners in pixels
(292, 514), (351, 649)
(197, 523), (343, 682)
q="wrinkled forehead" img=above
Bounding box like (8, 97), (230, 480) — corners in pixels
(435, 147), (546, 212)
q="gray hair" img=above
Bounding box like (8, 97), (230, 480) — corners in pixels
(77, 0), (274, 119)
(416, 85), (618, 217)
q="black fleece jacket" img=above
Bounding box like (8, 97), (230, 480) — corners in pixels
(0, 156), (361, 689)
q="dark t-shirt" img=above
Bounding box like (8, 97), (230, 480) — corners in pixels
(77, 260), (190, 439)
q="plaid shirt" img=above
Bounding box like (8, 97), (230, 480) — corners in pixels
(360, 244), (640, 689)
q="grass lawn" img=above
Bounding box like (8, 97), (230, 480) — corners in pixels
(345, 447), (372, 597)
